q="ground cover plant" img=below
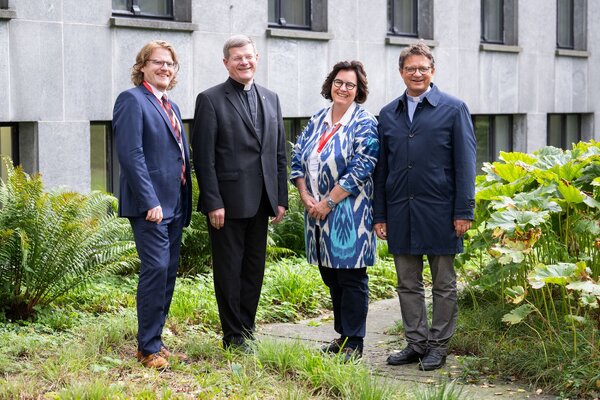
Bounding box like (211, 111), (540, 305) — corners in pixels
(0, 256), (401, 399)
(452, 141), (600, 398)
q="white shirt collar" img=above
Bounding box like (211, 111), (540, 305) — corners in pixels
(324, 102), (357, 127)
(144, 81), (166, 101)
(407, 86), (431, 103)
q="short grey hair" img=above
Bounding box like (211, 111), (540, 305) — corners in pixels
(223, 35), (257, 59)
(398, 42), (435, 70)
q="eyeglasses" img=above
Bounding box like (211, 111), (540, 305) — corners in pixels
(403, 66), (432, 75)
(333, 79), (356, 90)
(148, 59), (179, 71)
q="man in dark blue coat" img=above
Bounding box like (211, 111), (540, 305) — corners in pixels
(114, 40), (192, 369)
(373, 42), (476, 371)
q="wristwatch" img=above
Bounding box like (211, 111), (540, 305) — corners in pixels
(326, 197), (337, 209)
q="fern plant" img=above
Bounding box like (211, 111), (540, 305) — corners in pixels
(0, 159), (138, 320)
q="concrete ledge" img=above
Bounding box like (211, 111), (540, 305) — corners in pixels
(109, 17), (197, 32)
(479, 43), (521, 53)
(555, 48), (590, 58)
(0, 9), (16, 19)
(266, 28), (333, 41)
(385, 36), (438, 48)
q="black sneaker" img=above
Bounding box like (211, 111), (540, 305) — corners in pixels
(386, 345), (425, 365)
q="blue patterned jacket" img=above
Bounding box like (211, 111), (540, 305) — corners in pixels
(290, 104), (379, 269)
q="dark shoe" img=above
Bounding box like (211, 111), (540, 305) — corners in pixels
(419, 348), (447, 371)
(320, 337), (347, 354)
(136, 351), (169, 369)
(224, 338), (254, 355)
(386, 345), (425, 365)
(338, 346), (362, 362)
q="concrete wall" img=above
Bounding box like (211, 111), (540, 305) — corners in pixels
(0, 0), (597, 191)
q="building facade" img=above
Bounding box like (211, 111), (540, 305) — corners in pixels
(0, 0), (597, 192)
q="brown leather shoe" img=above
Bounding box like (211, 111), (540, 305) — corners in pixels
(136, 351), (169, 369)
(159, 346), (189, 361)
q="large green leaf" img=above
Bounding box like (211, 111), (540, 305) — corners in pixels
(502, 303), (536, 325)
(505, 285), (526, 304)
(528, 262), (582, 289)
(499, 151), (537, 165)
(487, 209), (549, 232)
(567, 280), (600, 296)
(557, 181), (584, 203)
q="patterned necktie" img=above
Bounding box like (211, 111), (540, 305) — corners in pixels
(161, 95), (186, 185)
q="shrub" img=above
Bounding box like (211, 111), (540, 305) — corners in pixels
(0, 159), (138, 320)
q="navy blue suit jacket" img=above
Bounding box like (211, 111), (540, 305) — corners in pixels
(113, 85), (192, 227)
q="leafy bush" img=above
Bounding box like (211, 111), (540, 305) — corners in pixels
(457, 141), (600, 397)
(0, 159), (138, 320)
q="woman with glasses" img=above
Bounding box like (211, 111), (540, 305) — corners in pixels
(290, 61), (379, 361)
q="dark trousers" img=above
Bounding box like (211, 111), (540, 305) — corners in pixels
(130, 197), (185, 356)
(318, 266), (369, 349)
(209, 195), (271, 345)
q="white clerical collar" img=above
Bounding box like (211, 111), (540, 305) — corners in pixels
(325, 102), (357, 127)
(144, 81), (166, 101)
(407, 86), (431, 103)
(243, 80), (254, 91)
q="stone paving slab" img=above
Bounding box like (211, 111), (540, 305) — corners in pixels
(258, 298), (558, 400)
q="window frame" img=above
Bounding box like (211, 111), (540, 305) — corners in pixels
(556, 0), (587, 51)
(90, 122), (118, 194)
(481, 0), (504, 44)
(0, 123), (19, 181)
(547, 113), (582, 150)
(268, 0), (312, 30)
(386, 0), (433, 40)
(472, 114), (514, 169)
(388, 0), (419, 37)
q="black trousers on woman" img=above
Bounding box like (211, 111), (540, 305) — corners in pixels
(318, 266), (369, 350)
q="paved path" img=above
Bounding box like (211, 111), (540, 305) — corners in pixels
(258, 298), (557, 399)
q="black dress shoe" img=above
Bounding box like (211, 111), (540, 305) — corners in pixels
(320, 337), (346, 354)
(386, 346), (425, 365)
(339, 346), (362, 363)
(419, 348), (447, 371)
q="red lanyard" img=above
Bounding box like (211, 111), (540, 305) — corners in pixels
(317, 123), (341, 153)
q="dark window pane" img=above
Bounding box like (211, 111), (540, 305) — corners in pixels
(565, 114), (580, 149)
(493, 115), (511, 155)
(268, 0), (276, 23)
(390, 0), (417, 36)
(90, 124), (109, 192)
(482, 0), (503, 43)
(281, 0), (309, 26)
(112, 0), (128, 11)
(474, 116), (491, 172)
(0, 126), (14, 181)
(139, 0), (170, 16)
(557, 0), (574, 48)
(548, 115), (562, 148)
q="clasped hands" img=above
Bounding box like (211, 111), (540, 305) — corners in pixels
(301, 192), (331, 220)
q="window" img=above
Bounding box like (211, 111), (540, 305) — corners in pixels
(388, 0), (417, 36)
(269, 0), (310, 29)
(557, 0), (586, 50)
(557, 0), (574, 48)
(481, 0), (503, 43)
(472, 115), (513, 171)
(480, 0), (518, 46)
(387, 0), (433, 39)
(90, 123), (117, 193)
(0, 124), (18, 182)
(547, 114), (581, 150)
(0, 0), (7, 9)
(284, 118), (311, 163)
(113, 0), (173, 19)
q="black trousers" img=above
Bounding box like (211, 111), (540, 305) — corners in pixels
(208, 195), (271, 345)
(318, 266), (369, 349)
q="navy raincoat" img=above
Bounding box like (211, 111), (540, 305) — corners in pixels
(373, 84), (476, 255)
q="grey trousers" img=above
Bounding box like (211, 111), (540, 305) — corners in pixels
(393, 254), (458, 355)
